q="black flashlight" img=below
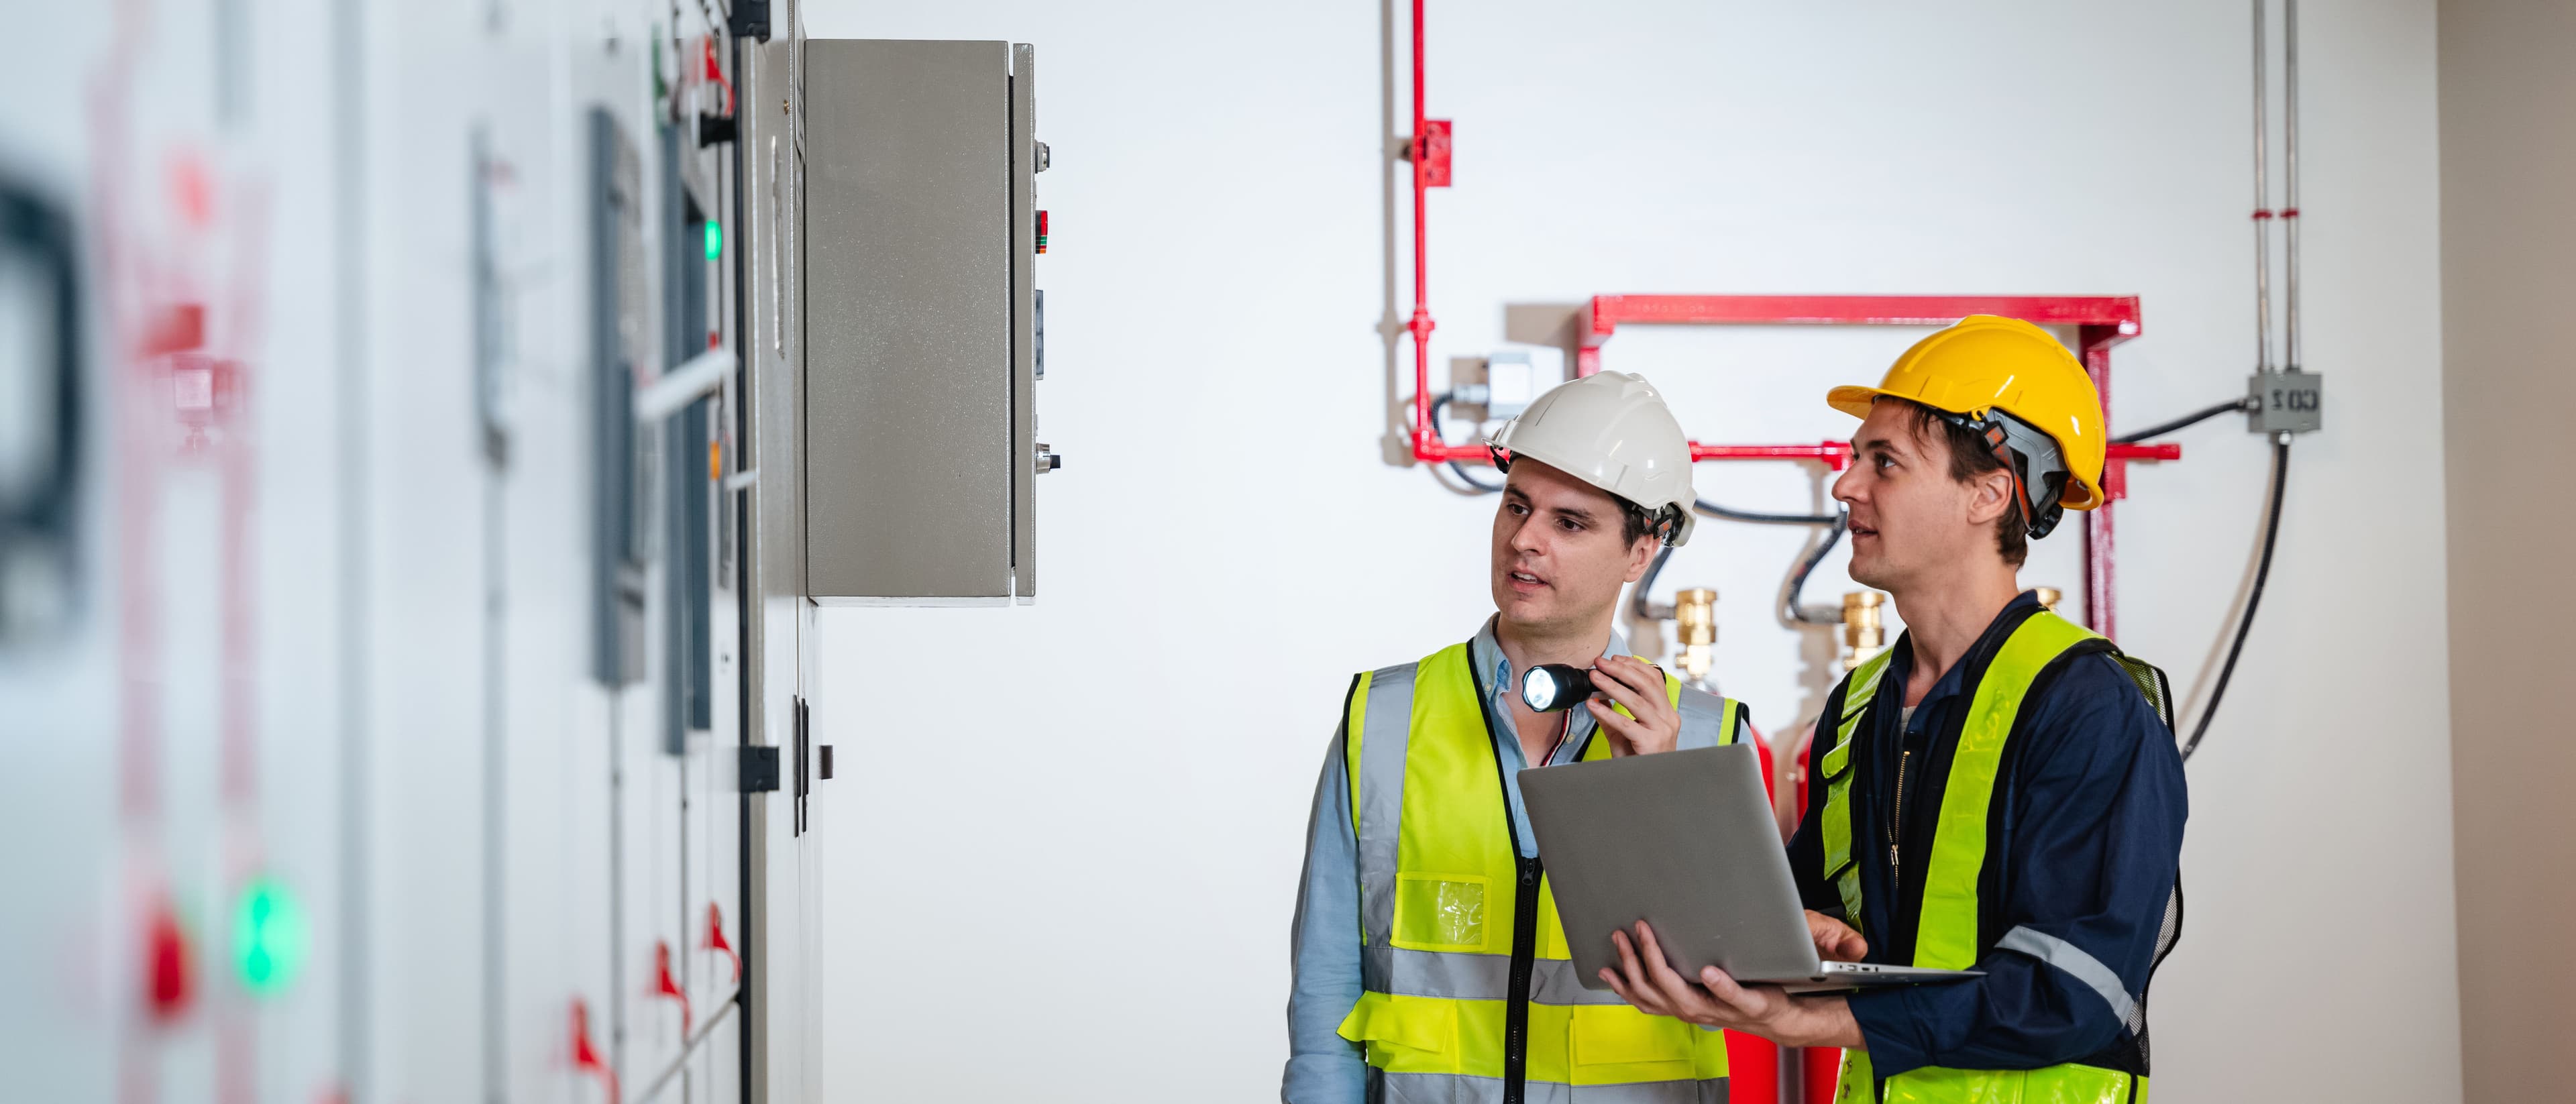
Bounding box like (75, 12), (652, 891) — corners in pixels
(1519, 663), (1596, 712)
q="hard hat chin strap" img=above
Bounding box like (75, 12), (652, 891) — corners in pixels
(1932, 408), (2071, 541)
(1652, 504), (1686, 547)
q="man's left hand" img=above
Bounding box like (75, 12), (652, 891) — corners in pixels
(1587, 655), (1680, 757)
(1598, 921), (1863, 1050)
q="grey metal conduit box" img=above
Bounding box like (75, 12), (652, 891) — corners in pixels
(803, 39), (1044, 604)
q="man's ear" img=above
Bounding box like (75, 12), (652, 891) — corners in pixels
(1621, 533), (1660, 584)
(1964, 468), (2017, 527)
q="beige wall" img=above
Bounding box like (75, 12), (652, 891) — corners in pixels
(2439, 2), (2576, 1100)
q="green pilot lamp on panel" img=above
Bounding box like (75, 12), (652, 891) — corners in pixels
(232, 877), (308, 997)
(704, 220), (722, 261)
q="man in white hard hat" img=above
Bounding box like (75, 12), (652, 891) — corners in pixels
(1285, 372), (1758, 1103)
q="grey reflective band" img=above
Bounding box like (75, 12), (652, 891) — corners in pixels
(1998, 925), (2139, 1028)
(1364, 946), (1627, 1006)
(1381, 1072), (1728, 1104)
(1366, 946), (1504, 1001)
(1355, 661), (1418, 974)
(1672, 689), (1736, 751)
(1527, 956), (1629, 1006)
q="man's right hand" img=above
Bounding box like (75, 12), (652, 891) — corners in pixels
(1807, 910), (1868, 962)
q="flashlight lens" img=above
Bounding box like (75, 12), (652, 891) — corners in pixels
(1521, 663), (1593, 712)
(1522, 667), (1556, 710)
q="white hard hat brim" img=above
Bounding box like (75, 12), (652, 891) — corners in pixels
(1487, 371), (1697, 546)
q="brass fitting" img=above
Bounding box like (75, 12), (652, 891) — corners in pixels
(2035, 586), (2062, 612)
(1842, 591), (1886, 671)
(1674, 588), (1717, 683)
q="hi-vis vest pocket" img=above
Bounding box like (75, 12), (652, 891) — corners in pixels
(1337, 992), (1460, 1074)
(1568, 1004), (1697, 1066)
(1393, 873), (1490, 952)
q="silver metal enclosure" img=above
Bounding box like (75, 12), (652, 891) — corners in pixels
(2249, 370), (2324, 435)
(803, 39), (1044, 604)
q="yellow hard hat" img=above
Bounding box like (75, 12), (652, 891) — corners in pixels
(1826, 315), (2108, 514)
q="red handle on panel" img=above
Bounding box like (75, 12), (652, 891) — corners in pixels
(704, 903), (741, 983)
(570, 999), (620, 1104)
(653, 941), (692, 1037)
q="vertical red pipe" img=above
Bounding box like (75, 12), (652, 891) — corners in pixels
(2079, 332), (2116, 639)
(1407, 0), (1438, 457)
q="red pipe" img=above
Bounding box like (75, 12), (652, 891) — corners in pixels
(1394, 18), (2157, 641)
(2082, 341), (2118, 639)
(1425, 438), (2178, 470)
(1407, 0), (1437, 459)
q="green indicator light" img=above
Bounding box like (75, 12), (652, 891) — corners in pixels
(704, 221), (722, 261)
(232, 877), (308, 997)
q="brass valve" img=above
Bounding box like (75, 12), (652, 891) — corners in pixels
(1674, 588), (1717, 683)
(2035, 586), (2062, 612)
(1842, 591), (1886, 672)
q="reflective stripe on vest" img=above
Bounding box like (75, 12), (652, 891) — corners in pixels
(1821, 612), (2146, 1104)
(1817, 649), (1894, 939)
(1338, 642), (1742, 1095)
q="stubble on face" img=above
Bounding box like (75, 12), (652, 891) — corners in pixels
(1837, 402), (1977, 596)
(1491, 460), (1650, 639)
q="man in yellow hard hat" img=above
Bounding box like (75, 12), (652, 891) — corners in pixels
(1593, 317), (2188, 1103)
(1285, 372), (1759, 1103)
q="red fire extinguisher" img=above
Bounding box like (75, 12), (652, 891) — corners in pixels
(1724, 721), (1839, 1104)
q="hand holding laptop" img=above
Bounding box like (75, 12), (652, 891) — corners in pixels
(1518, 744), (1980, 1050)
(1598, 920), (1866, 1050)
(1806, 910), (1868, 964)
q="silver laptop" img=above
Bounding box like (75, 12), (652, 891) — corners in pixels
(1519, 744), (1980, 993)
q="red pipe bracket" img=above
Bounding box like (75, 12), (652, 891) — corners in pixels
(653, 941), (692, 1038)
(570, 999), (621, 1104)
(704, 902), (742, 984)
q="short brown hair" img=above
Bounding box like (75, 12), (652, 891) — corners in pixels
(1900, 401), (2029, 568)
(1615, 497), (1658, 547)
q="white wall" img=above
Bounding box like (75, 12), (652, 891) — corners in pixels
(802, 2), (2459, 1100)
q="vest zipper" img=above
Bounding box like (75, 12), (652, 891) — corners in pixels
(1503, 856), (1540, 1104)
(1888, 748), (1911, 901)
(1468, 645), (1546, 1104)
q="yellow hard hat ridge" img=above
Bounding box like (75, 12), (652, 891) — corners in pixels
(1825, 315), (2108, 512)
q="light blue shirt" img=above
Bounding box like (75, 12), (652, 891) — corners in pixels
(1281, 620), (1627, 1104)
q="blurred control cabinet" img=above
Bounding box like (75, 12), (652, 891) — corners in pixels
(804, 39), (1046, 604)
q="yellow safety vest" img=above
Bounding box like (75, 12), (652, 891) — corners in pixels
(1334, 641), (1747, 1103)
(1817, 611), (2162, 1104)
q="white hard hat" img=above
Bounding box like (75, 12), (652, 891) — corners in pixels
(1487, 371), (1699, 547)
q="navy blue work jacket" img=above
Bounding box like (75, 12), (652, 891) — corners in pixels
(1784, 592), (2188, 1081)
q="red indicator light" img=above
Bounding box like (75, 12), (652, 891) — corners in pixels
(146, 902), (193, 1024)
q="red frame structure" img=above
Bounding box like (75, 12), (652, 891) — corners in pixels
(1396, 0), (2180, 638)
(1408, 293), (2182, 639)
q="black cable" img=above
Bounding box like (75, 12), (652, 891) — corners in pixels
(1693, 497), (1841, 526)
(1426, 394), (1504, 493)
(2114, 397), (2257, 445)
(1781, 510), (1849, 626)
(2181, 438), (2290, 761)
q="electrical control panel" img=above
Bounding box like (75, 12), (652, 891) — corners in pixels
(592, 109), (649, 686)
(802, 39), (1049, 604)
